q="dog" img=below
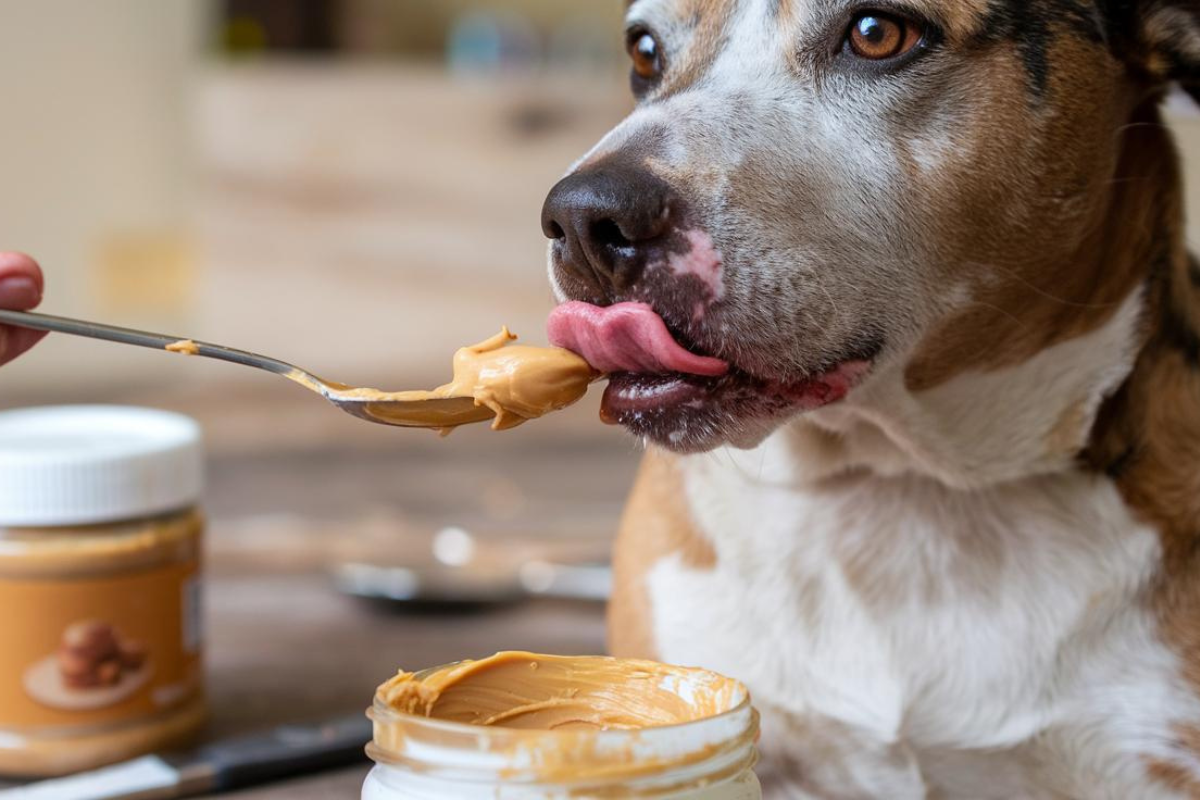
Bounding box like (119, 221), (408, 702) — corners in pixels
(542, 1), (1200, 797)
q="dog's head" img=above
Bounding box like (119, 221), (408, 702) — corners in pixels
(544, 0), (1200, 454)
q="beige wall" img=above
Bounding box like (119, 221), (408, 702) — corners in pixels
(0, 0), (206, 295)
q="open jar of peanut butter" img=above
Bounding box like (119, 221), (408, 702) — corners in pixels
(0, 406), (207, 777)
(364, 652), (761, 799)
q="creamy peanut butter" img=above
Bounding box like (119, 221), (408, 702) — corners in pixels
(377, 651), (741, 731)
(302, 328), (597, 431)
(165, 339), (200, 356)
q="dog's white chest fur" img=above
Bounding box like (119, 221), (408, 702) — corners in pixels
(646, 444), (1197, 799)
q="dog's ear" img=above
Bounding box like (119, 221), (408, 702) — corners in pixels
(1128, 0), (1200, 101)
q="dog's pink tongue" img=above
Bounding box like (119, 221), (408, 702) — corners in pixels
(547, 301), (728, 377)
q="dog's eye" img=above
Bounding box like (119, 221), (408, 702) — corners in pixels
(626, 28), (664, 85)
(844, 12), (923, 61)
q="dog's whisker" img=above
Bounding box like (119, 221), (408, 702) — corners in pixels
(812, 279), (842, 319)
(960, 260), (1126, 310)
(961, 300), (1031, 329)
(1113, 120), (1170, 137)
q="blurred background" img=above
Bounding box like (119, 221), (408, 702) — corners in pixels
(0, 4), (639, 792)
(0, 1), (640, 546)
(0, 3), (1198, 794)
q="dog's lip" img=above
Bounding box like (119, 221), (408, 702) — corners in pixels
(599, 360), (872, 426)
(599, 374), (706, 425)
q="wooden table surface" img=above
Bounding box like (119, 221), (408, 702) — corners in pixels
(1, 384), (638, 798)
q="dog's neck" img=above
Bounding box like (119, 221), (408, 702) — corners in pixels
(789, 289), (1146, 489)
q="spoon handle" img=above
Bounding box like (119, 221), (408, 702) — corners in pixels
(0, 309), (314, 382)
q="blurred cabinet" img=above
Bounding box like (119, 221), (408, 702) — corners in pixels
(194, 65), (631, 385)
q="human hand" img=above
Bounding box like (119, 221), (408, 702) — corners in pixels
(0, 252), (47, 367)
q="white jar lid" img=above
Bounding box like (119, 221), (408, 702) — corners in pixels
(0, 406), (204, 527)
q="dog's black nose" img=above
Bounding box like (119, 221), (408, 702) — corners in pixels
(541, 163), (673, 295)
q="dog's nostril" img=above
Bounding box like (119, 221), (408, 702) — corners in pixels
(542, 165), (675, 294)
(591, 219), (630, 250)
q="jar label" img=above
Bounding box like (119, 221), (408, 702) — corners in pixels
(0, 558), (202, 729)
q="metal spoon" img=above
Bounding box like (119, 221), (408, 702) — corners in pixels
(0, 309), (495, 430)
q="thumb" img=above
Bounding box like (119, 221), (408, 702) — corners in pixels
(0, 253), (48, 366)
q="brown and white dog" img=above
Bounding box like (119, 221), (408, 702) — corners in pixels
(542, 1), (1200, 798)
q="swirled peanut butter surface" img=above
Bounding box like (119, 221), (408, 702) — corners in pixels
(305, 329), (597, 431)
(377, 651), (740, 731)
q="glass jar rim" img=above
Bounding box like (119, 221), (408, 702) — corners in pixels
(367, 657), (759, 790)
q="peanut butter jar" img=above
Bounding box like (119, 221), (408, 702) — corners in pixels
(0, 406), (207, 777)
(364, 652), (761, 799)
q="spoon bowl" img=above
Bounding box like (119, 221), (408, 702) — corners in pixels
(335, 394), (495, 429)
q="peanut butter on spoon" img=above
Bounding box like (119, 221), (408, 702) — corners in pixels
(0, 309), (597, 433)
(316, 328), (599, 432)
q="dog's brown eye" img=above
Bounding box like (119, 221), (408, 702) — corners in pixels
(846, 13), (922, 60)
(627, 30), (663, 82)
